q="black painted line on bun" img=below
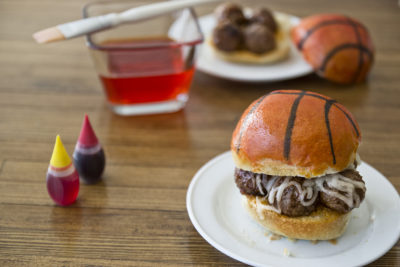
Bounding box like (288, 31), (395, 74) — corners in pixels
(319, 43), (372, 73)
(332, 104), (360, 138)
(347, 19), (364, 83)
(283, 91), (306, 160)
(325, 99), (337, 164)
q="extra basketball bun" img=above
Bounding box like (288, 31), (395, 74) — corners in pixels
(231, 90), (361, 178)
(291, 14), (374, 84)
(244, 195), (350, 240)
(209, 12), (291, 64)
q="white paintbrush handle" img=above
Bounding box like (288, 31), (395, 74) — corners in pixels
(57, 0), (219, 39)
(120, 0), (216, 22)
(58, 13), (118, 39)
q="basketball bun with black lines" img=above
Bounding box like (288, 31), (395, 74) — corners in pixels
(231, 89), (361, 178)
(291, 14), (374, 84)
(231, 90), (363, 240)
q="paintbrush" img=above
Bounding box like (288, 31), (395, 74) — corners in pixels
(33, 0), (218, 44)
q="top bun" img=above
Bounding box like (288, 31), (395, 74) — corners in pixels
(231, 90), (361, 178)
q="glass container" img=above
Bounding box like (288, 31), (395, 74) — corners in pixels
(83, 0), (203, 115)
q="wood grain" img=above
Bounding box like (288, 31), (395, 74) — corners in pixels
(0, 0), (399, 266)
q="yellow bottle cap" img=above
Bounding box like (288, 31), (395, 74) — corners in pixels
(50, 135), (72, 168)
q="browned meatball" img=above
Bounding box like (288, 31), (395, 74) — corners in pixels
(234, 168), (261, 195)
(273, 177), (318, 217)
(250, 8), (277, 33)
(212, 21), (243, 52)
(235, 169), (318, 217)
(320, 170), (366, 213)
(244, 23), (276, 54)
(215, 3), (247, 25)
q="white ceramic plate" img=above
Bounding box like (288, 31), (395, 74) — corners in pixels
(186, 151), (400, 267)
(196, 13), (313, 82)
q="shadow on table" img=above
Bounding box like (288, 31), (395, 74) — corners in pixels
(192, 71), (371, 112)
(49, 180), (109, 243)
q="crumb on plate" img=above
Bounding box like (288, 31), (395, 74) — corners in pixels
(283, 248), (291, 257)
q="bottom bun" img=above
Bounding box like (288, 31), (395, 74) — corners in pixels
(244, 195), (351, 240)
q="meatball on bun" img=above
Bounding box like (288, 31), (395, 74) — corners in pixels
(231, 90), (366, 240)
(209, 3), (290, 64)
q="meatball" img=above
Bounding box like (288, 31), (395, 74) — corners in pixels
(235, 169), (318, 217)
(244, 23), (276, 54)
(215, 2), (247, 25)
(319, 170), (366, 213)
(234, 168), (265, 195)
(272, 177), (318, 217)
(212, 21), (243, 52)
(250, 8), (277, 33)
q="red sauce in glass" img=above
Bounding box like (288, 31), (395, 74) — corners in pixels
(99, 37), (195, 105)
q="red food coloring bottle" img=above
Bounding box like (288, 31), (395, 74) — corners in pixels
(73, 115), (105, 184)
(47, 135), (79, 206)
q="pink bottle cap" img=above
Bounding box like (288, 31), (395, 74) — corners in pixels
(77, 114), (99, 147)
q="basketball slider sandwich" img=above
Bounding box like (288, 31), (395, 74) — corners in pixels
(231, 90), (366, 240)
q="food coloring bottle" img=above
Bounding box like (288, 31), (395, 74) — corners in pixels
(47, 135), (79, 206)
(73, 115), (105, 184)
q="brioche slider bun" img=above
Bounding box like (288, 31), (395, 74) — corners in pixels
(231, 90), (362, 240)
(244, 196), (351, 240)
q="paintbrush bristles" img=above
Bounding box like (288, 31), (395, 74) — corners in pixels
(33, 27), (65, 44)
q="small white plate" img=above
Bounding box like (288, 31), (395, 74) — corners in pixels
(196, 13), (313, 82)
(186, 151), (400, 267)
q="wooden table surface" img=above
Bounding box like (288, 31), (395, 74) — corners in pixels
(0, 0), (399, 266)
